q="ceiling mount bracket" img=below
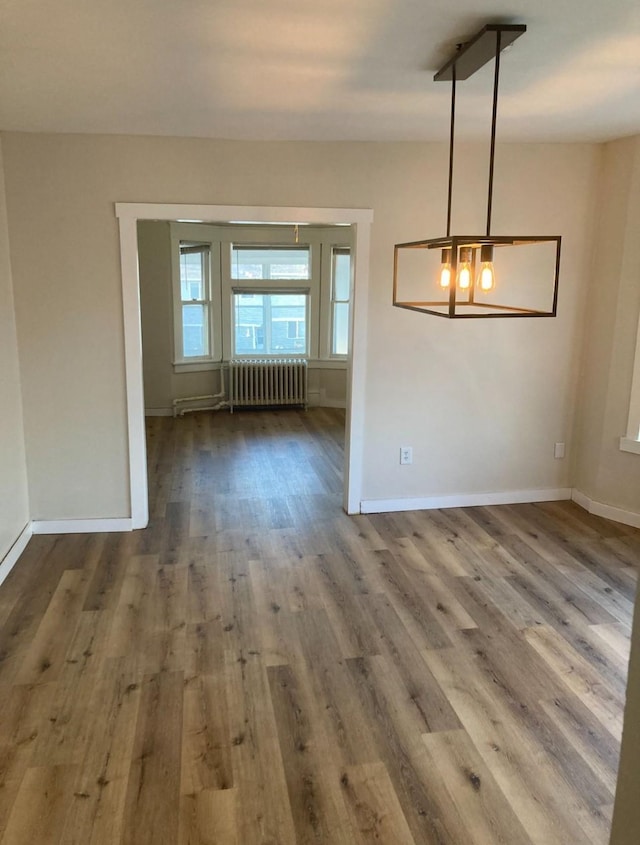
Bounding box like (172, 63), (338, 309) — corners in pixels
(434, 24), (526, 82)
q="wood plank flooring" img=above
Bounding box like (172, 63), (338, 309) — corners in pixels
(0, 406), (638, 844)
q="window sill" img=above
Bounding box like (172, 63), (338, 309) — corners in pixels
(308, 359), (348, 370)
(173, 360), (220, 374)
(619, 436), (640, 455)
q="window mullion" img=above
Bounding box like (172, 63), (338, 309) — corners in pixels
(265, 297), (272, 354)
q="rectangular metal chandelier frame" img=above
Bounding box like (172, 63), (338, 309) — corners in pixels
(393, 235), (561, 319)
(392, 23), (562, 319)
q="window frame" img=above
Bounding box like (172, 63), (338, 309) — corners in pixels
(170, 224), (352, 368)
(231, 288), (311, 357)
(170, 226), (222, 371)
(319, 240), (352, 361)
(329, 246), (351, 358)
(179, 244), (210, 359)
(230, 244), (312, 283)
(221, 238), (322, 361)
(620, 312), (640, 455)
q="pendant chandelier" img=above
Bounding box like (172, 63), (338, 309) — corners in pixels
(392, 24), (561, 319)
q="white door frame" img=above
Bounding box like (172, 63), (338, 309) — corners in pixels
(115, 202), (373, 527)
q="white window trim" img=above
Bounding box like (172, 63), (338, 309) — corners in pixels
(170, 224), (222, 366)
(226, 241), (314, 358)
(329, 245), (352, 359)
(620, 309), (640, 455)
(319, 241), (351, 360)
(173, 360), (219, 374)
(220, 230), (347, 362)
(177, 245), (211, 360)
(230, 287), (311, 358)
(168, 228), (351, 363)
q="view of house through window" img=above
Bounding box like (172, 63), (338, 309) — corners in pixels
(230, 245), (311, 356)
(233, 292), (308, 355)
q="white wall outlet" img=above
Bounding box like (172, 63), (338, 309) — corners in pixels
(554, 442), (566, 459)
(400, 446), (413, 465)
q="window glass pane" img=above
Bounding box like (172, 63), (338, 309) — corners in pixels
(180, 249), (206, 300)
(182, 304), (208, 357)
(233, 292), (308, 355)
(231, 246), (310, 280)
(333, 251), (351, 301)
(332, 302), (349, 356)
(235, 294), (265, 354)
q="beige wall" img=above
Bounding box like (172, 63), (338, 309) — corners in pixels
(573, 137), (640, 515)
(1, 132), (600, 519)
(3, 135), (130, 519)
(308, 367), (346, 408)
(0, 139), (29, 558)
(137, 220), (347, 414)
(362, 142), (599, 502)
(138, 219), (227, 412)
(592, 138), (640, 845)
(138, 220), (175, 411)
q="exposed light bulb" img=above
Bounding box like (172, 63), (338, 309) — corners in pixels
(458, 265), (472, 290)
(439, 248), (452, 289)
(479, 263), (495, 291)
(457, 247), (473, 290)
(477, 244), (496, 292)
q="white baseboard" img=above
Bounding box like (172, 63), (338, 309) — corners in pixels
(308, 399), (347, 409)
(360, 487), (572, 515)
(145, 408), (173, 417)
(0, 522), (33, 588)
(619, 436), (640, 455)
(32, 518), (133, 535)
(572, 489), (640, 529)
(571, 488), (593, 512)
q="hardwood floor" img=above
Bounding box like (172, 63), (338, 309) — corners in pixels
(0, 406), (638, 844)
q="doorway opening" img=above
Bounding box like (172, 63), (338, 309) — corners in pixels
(116, 203), (373, 528)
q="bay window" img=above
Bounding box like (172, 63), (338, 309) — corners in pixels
(170, 223), (352, 368)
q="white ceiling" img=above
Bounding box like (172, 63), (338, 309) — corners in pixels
(1, 0), (640, 143)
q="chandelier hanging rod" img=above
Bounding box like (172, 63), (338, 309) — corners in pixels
(446, 62), (456, 238)
(438, 24), (526, 243)
(486, 28), (502, 237)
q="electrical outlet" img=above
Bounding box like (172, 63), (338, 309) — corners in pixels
(400, 446), (413, 465)
(554, 442), (565, 459)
